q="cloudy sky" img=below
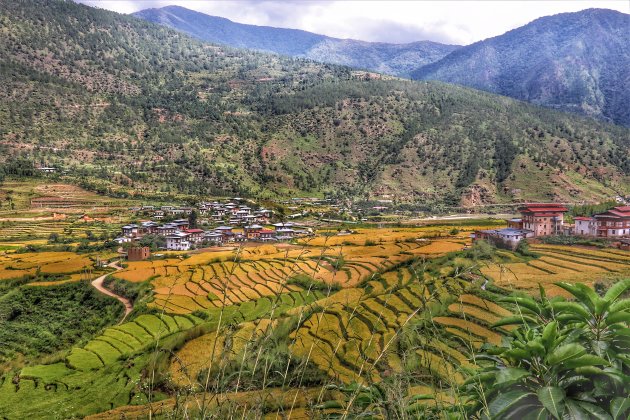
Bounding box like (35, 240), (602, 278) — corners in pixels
(75, 1), (629, 45)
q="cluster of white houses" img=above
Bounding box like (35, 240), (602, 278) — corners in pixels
(131, 200), (273, 226)
(473, 204), (630, 250)
(117, 220), (309, 251)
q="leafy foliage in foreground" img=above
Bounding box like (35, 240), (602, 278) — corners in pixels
(464, 281), (630, 419)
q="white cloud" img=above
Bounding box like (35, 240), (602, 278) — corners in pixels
(75, 0), (629, 45)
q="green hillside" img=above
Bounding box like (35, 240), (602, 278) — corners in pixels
(1, 0), (629, 206)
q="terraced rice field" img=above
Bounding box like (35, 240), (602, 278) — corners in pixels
(113, 241), (441, 314)
(482, 245), (630, 296)
(0, 220), (119, 241)
(289, 263), (505, 386)
(0, 251), (97, 281)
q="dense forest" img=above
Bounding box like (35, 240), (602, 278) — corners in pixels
(1, 0), (629, 205)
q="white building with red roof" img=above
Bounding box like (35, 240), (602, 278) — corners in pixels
(518, 203), (568, 236)
(593, 206), (630, 238)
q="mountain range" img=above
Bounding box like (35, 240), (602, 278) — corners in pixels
(134, 6), (630, 126)
(412, 8), (630, 127)
(132, 5), (459, 78)
(1, 0), (629, 207)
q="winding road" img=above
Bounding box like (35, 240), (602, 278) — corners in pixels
(91, 260), (133, 324)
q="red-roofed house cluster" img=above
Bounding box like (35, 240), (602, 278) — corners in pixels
(573, 206), (630, 238)
(474, 203), (630, 250)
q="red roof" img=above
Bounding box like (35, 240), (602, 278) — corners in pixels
(185, 229), (204, 233)
(520, 203), (568, 213)
(595, 206), (630, 218)
(573, 217), (592, 221)
(260, 229), (274, 234)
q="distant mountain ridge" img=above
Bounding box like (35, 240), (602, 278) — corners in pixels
(132, 5), (459, 77)
(412, 8), (630, 126)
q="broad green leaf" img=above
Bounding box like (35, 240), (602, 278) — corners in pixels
(605, 311), (630, 325)
(555, 283), (598, 313)
(561, 354), (609, 370)
(609, 298), (630, 313)
(604, 279), (630, 303)
(564, 400), (591, 420)
(499, 296), (542, 315)
(546, 343), (586, 365)
(537, 386), (565, 419)
(611, 397), (630, 420)
(595, 298), (611, 316)
(493, 315), (538, 328)
(574, 366), (604, 376)
(541, 320), (558, 349)
(521, 407), (546, 420)
(504, 348), (531, 360)
(576, 401), (612, 420)
(550, 302), (591, 320)
(495, 367), (530, 385)
(489, 390), (535, 418)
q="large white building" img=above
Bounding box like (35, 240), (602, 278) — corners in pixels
(165, 231), (191, 251)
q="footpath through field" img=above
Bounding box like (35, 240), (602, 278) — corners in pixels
(91, 261), (133, 324)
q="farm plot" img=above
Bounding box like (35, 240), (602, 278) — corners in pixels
(0, 251), (97, 282)
(289, 265), (486, 385)
(119, 247), (418, 314)
(482, 245), (630, 296)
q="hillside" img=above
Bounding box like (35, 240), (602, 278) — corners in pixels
(132, 5), (459, 77)
(1, 0), (629, 207)
(411, 9), (630, 126)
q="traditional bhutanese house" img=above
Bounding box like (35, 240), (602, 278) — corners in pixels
(173, 219), (190, 230)
(272, 222), (295, 231)
(214, 226), (234, 239)
(157, 224), (177, 236)
(233, 233), (247, 243)
(472, 228), (534, 250)
(593, 206), (630, 238)
(574, 217), (596, 236)
(519, 203), (568, 236)
(121, 224), (139, 237)
(153, 210), (164, 220)
(259, 229), (276, 241)
(276, 228), (295, 240)
(184, 228), (204, 243)
(229, 217), (242, 225)
(204, 231), (224, 244)
(140, 221), (159, 234)
(235, 210), (250, 219)
(165, 231), (191, 251)
(244, 224), (264, 239)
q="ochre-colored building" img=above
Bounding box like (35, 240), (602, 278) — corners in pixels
(127, 246), (150, 261)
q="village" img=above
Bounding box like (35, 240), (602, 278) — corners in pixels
(116, 199), (314, 257)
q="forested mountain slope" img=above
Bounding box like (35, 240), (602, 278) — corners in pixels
(132, 5), (459, 78)
(1, 1), (629, 206)
(412, 9), (630, 126)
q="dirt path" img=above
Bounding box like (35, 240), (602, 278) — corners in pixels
(91, 261), (133, 324)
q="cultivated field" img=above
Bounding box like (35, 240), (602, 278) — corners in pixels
(1, 222), (629, 419)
